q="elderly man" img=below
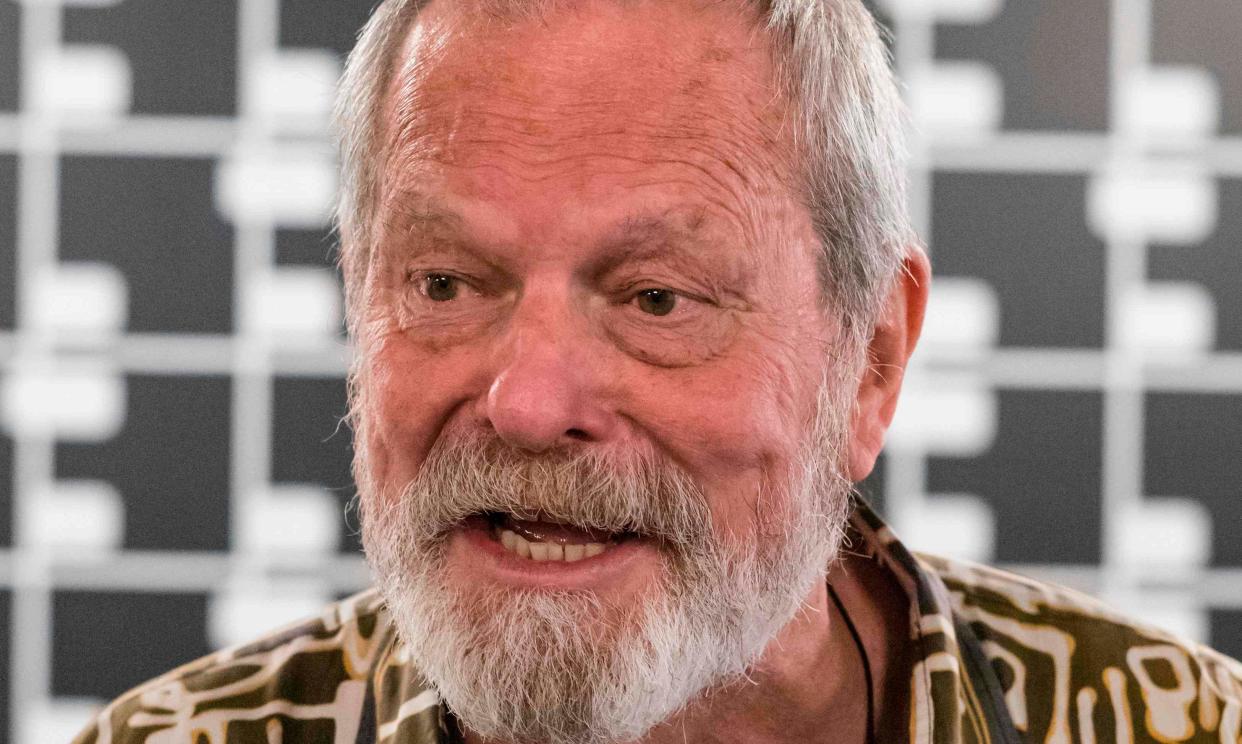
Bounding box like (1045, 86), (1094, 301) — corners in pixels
(75, 0), (1242, 743)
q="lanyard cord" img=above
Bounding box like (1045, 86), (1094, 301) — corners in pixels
(827, 583), (877, 744)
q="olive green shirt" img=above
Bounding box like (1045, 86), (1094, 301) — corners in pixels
(73, 502), (1242, 743)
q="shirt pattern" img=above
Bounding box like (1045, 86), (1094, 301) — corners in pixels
(72, 502), (1242, 744)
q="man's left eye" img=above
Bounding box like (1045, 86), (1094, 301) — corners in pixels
(634, 288), (678, 317)
(423, 274), (460, 302)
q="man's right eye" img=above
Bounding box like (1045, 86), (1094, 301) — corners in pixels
(423, 274), (459, 302)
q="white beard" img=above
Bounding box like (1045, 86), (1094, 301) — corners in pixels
(359, 380), (856, 744)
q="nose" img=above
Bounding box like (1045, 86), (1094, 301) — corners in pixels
(482, 295), (614, 453)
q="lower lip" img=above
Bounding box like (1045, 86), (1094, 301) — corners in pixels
(448, 518), (656, 589)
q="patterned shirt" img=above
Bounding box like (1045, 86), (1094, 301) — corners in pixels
(73, 502), (1242, 744)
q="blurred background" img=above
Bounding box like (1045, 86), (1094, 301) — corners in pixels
(0, 0), (1240, 741)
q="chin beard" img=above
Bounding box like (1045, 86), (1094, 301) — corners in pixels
(358, 383), (855, 744)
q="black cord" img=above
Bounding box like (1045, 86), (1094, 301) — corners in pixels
(827, 584), (876, 744)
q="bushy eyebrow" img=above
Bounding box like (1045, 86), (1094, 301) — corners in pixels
(378, 190), (515, 280)
(599, 210), (709, 255)
(383, 188), (465, 240)
(380, 188), (757, 295)
(592, 209), (758, 296)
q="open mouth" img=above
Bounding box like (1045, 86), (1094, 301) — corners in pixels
(483, 512), (639, 563)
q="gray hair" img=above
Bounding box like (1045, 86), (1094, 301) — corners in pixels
(333, 0), (913, 345)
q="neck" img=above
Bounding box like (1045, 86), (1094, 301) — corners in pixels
(637, 576), (869, 744)
(460, 546), (911, 744)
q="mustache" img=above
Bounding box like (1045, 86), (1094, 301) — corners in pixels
(382, 430), (715, 550)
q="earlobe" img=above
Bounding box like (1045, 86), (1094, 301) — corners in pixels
(846, 246), (931, 482)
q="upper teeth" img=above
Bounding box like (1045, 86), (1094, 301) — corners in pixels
(498, 529), (608, 562)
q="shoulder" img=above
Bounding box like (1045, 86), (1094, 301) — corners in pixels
(916, 552), (1242, 743)
(70, 588), (394, 744)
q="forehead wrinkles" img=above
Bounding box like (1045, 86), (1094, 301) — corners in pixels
(378, 3), (797, 222)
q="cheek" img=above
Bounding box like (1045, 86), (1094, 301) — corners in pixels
(636, 358), (810, 541)
(359, 332), (488, 489)
(657, 336), (817, 457)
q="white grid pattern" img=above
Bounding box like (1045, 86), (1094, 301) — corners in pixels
(886, 0), (1241, 643)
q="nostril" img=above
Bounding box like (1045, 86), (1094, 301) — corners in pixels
(566, 428), (589, 441)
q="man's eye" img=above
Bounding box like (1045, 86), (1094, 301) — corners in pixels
(634, 288), (678, 317)
(424, 274), (460, 302)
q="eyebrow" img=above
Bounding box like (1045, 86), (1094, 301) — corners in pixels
(591, 209), (756, 289)
(383, 188), (465, 240)
(379, 190), (519, 281)
(601, 210), (710, 252)
(382, 188), (755, 291)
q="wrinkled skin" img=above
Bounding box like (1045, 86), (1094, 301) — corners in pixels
(354, 1), (929, 742)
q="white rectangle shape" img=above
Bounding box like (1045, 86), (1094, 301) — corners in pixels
(908, 62), (1003, 142)
(22, 480), (124, 552)
(922, 277), (1000, 352)
(1120, 66), (1219, 140)
(32, 45), (132, 121)
(888, 372), (997, 456)
(215, 147), (337, 227)
(1088, 171), (1217, 244)
(1117, 282), (1215, 355)
(21, 700), (107, 744)
(879, 0), (1002, 23)
(209, 581), (331, 649)
(245, 50), (341, 134)
(243, 267), (343, 341)
(1, 368), (126, 441)
(30, 262), (128, 334)
(898, 494), (996, 564)
(239, 484), (340, 556)
(1115, 498), (1212, 570)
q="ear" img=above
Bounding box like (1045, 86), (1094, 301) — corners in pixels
(846, 246), (930, 481)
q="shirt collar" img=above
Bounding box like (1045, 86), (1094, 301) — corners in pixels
(851, 499), (1020, 744)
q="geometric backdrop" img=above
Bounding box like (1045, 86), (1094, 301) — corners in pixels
(1, 0), (1240, 741)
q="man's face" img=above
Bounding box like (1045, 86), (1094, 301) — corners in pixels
(356, 2), (864, 741)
